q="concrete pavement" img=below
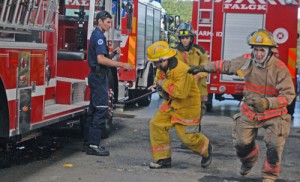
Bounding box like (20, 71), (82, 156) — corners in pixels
(0, 94), (299, 182)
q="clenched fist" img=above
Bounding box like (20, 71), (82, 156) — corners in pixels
(245, 98), (269, 113)
(123, 63), (133, 71)
(187, 65), (206, 75)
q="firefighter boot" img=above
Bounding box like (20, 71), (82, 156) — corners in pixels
(180, 143), (188, 149)
(86, 145), (110, 156)
(201, 143), (213, 168)
(240, 163), (253, 176)
(240, 153), (258, 175)
(240, 155), (259, 176)
(149, 158), (171, 169)
(81, 142), (88, 152)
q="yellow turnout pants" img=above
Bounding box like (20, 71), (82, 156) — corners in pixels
(150, 109), (210, 160)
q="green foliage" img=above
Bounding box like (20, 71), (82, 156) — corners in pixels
(161, 0), (193, 23)
(297, 19), (300, 73)
(161, 0), (193, 47)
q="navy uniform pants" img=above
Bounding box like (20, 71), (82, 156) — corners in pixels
(86, 71), (109, 145)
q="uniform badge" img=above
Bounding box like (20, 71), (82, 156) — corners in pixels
(97, 39), (104, 45)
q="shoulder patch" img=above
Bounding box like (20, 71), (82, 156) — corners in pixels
(97, 39), (104, 45)
(193, 44), (206, 54)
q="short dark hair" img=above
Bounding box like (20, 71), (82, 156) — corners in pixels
(96, 11), (112, 22)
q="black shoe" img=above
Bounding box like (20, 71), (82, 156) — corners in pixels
(149, 158), (171, 169)
(240, 163), (253, 176)
(180, 143), (188, 149)
(86, 145), (110, 156)
(201, 143), (213, 168)
(82, 142), (88, 152)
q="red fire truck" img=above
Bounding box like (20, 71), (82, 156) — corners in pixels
(0, 0), (163, 162)
(191, 0), (298, 115)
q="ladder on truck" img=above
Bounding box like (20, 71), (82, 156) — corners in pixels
(196, 0), (214, 61)
(0, 0), (58, 34)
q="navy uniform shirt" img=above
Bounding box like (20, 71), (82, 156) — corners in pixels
(88, 27), (109, 69)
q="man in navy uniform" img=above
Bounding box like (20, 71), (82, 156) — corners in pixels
(86, 10), (133, 156)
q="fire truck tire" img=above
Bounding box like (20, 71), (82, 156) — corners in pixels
(127, 90), (137, 106)
(137, 64), (154, 107)
(287, 98), (296, 117)
(137, 89), (152, 107)
(108, 67), (119, 103)
(205, 94), (213, 112)
(0, 143), (11, 168)
(0, 79), (9, 137)
(102, 118), (112, 139)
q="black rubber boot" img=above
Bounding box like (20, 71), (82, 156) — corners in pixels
(149, 158), (171, 169)
(86, 145), (110, 156)
(240, 163), (253, 176)
(81, 142), (88, 152)
(180, 143), (188, 149)
(201, 143), (213, 168)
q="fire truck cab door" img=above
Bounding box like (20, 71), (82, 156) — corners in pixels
(221, 13), (264, 82)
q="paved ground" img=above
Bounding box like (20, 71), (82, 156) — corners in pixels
(0, 94), (299, 182)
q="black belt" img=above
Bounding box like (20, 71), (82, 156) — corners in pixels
(91, 67), (98, 72)
(90, 66), (109, 75)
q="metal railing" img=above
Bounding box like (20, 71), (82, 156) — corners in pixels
(0, 0), (58, 33)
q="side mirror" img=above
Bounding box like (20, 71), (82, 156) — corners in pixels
(175, 15), (180, 28)
(163, 15), (174, 31)
(167, 15), (174, 26)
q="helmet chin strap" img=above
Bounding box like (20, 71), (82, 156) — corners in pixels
(252, 47), (272, 68)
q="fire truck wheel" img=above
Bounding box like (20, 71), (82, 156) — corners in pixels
(137, 89), (152, 106)
(138, 64), (154, 106)
(108, 67), (118, 103)
(0, 143), (11, 168)
(101, 119), (112, 139)
(127, 90), (137, 106)
(205, 94), (213, 112)
(287, 98), (296, 117)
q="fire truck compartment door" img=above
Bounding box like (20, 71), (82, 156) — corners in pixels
(18, 88), (32, 134)
(16, 51), (32, 134)
(137, 3), (146, 68)
(221, 13), (264, 82)
(137, 2), (161, 69)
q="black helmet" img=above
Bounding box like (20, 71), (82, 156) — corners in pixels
(177, 23), (195, 37)
(96, 10), (112, 22)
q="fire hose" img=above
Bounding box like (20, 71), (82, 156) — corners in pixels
(120, 89), (157, 104)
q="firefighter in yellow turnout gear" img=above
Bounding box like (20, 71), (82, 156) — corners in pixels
(147, 41), (213, 169)
(154, 24), (208, 133)
(188, 29), (296, 182)
(176, 23), (209, 114)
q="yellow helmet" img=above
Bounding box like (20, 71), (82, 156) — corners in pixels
(247, 29), (278, 47)
(147, 41), (177, 62)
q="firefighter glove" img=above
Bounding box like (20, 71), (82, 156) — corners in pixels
(187, 65), (206, 75)
(245, 98), (269, 113)
(157, 85), (169, 100)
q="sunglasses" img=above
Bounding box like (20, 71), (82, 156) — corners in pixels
(179, 30), (189, 35)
